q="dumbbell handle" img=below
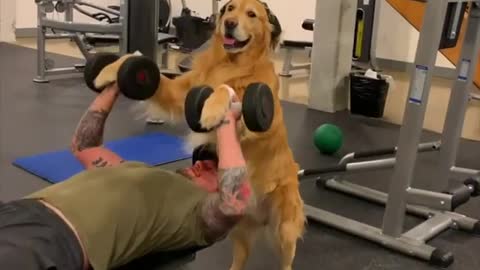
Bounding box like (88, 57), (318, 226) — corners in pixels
(230, 102), (242, 114)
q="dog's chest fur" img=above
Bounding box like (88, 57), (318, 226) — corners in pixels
(246, 192), (275, 226)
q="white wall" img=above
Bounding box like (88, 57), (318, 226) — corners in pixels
(14, 0), (315, 40)
(15, 0), (227, 29)
(11, 0), (456, 69)
(266, 0), (316, 42)
(375, 1), (454, 68)
(266, 0), (455, 68)
(16, 0), (37, 29)
(184, 0), (455, 68)
(0, 0), (16, 42)
(15, 0), (120, 29)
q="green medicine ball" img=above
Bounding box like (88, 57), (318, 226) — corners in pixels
(313, 124), (344, 154)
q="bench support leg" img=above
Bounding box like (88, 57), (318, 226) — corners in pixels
(280, 48), (294, 77)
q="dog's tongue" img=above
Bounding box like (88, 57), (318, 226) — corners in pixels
(224, 37), (236, 45)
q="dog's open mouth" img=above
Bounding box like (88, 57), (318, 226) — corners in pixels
(223, 34), (251, 50)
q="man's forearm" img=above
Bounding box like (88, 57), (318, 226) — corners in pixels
(216, 115), (249, 203)
(201, 168), (251, 241)
(71, 86), (119, 151)
(71, 85), (124, 169)
(216, 116), (245, 168)
(72, 110), (108, 151)
(200, 115), (251, 241)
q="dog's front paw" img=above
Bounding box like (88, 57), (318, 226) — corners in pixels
(200, 85), (232, 130)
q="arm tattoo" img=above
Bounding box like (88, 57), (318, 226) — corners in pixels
(200, 166), (250, 241)
(218, 167), (248, 204)
(73, 109), (108, 151)
(200, 195), (235, 242)
(91, 157), (108, 168)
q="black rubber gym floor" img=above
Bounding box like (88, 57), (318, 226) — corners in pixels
(1, 42), (479, 270)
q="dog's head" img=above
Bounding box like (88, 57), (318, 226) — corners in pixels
(217, 0), (282, 54)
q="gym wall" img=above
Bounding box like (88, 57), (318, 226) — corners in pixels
(375, 1), (454, 69)
(11, 0), (454, 69)
(15, 0), (119, 33)
(0, 0), (16, 42)
(168, 0), (454, 69)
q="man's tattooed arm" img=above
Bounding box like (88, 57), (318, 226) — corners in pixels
(71, 85), (124, 169)
(198, 108), (251, 241)
(72, 109), (108, 152)
(200, 166), (251, 241)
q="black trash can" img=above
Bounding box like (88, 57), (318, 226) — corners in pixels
(349, 71), (389, 118)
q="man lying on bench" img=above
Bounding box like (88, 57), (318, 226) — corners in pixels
(0, 82), (251, 270)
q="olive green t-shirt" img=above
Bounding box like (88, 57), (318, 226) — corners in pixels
(26, 161), (211, 270)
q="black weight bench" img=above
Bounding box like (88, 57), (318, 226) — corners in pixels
(302, 19), (314, 31)
(282, 40), (313, 49)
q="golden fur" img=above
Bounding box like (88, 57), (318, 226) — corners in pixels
(95, 1), (305, 269)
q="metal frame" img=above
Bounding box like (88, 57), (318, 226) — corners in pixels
(33, 0), (174, 83)
(33, 0), (125, 83)
(304, 1), (480, 267)
(279, 45), (311, 77)
(301, 138), (479, 183)
(368, 0), (381, 70)
(429, 2), (480, 191)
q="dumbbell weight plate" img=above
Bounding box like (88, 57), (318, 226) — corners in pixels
(117, 56), (160, 100)
(55, 1), (66, 13)
(43, 1), (55, 13)
(83, 53), (120, 93)
(185, 86), (214, 133)
(242, 83), (274, 132)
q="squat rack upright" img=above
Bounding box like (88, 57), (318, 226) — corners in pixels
(304, 0), (480, 267)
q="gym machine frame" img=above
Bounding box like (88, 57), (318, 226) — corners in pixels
(34, 0), (123, 83)
(303, 0), (480, 267)
(279, 39), (312, 77)
(34, 0), (173, 83)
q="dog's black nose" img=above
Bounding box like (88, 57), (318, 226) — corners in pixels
(224, 19), (238, 30)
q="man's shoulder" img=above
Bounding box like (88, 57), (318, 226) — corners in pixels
(118, 161), (151, 168)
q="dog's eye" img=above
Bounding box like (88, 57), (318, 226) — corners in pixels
(247, 11), (256, 18)
(227, 5), (235, 12)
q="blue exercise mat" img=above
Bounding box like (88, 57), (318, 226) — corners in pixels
(13, 132), (191, 184)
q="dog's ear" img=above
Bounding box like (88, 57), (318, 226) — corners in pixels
(259, 1), (282, 49)
(219, 0), (232, 18)
(268, 12), (282, 49)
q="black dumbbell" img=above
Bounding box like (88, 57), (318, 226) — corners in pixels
(184, 83), (274, 133)
(83, 53), (160, 100)
(192, 144), (218, 165)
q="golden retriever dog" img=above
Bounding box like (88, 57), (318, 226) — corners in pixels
(95, 0), (305, 269)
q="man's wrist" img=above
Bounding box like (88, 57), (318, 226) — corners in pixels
(216, 113), (237, 131)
